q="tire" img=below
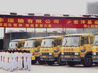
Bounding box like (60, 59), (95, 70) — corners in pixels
(32, 60), (36, 64)
(46, 61), (54, 65)
(58, 56), (66, 65)
(83, 55), (92, 67)
(94, 62), (98, 66)
(67, 61), (75, 67)
(38, 60), (46, 65)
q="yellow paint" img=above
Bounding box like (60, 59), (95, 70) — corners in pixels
(40, 36), (64, 59)
(61, 34), (94, 58)
(32, 56), (35, 60)
(23, 38), (42, 61)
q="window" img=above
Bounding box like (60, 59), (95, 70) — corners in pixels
(53, 39), (62, 47)
(34, 41), (41, 47)
(81, 37), (89, 46)
(94, 35), (98, 46)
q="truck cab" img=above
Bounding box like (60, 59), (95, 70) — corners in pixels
(40, 36), (63, 65)
(24, 37), (42, 64)
(61, 33), (94, 67)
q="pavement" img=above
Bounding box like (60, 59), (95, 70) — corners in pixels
(0, 64), (98, 73)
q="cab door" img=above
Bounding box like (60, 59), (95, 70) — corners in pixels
(80, 36), (92, 57)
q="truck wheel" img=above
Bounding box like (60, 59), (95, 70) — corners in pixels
(67, 61), (75, 67)
(46, 61), (54, 65)
(83, 55), (92, 67)
(94, 63), (98, 66)
(58, 56), (66, 65)
(38, 60), (46, 65)
(32, 60), (36, 64)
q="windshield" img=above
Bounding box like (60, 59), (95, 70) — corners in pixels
(62, 38), (67, 46)
(53, 39), (62, 47)
(41, 39), (53, 48)
(9, 42), (17, 49)
(94, 35), (98, 46)
(62, 37), (80, 47)
(24, 40), (34, 48)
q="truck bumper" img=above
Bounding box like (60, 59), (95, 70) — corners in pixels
(40, 55), (55, 61)
(92, 55), (98, 62)
(61, 55), (81, 62)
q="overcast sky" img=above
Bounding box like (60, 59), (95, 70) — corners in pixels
(0, 0), (98, 37)
(0, 0), (97, 14)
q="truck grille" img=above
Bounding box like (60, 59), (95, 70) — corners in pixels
(64, 52), (75, 55)
(42, 53), (49, 55)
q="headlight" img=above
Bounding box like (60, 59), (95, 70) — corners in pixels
(93, 52), (96, 55)
(75, 52), (79, 55)
(49, 53), (52, 55)
(61, 52), (64, 55)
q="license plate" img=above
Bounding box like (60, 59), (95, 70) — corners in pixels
(65, 56), (70, 58)
(42, 56), (46, 58)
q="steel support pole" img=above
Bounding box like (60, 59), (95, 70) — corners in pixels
(3, 27), (6, 49)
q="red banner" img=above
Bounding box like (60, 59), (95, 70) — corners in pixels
(0, 16), (98, 28)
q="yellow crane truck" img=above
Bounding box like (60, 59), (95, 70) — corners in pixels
(24, 37), (42, 64)
(40, 36), (64, 65)
(60, 33), (94, 67)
